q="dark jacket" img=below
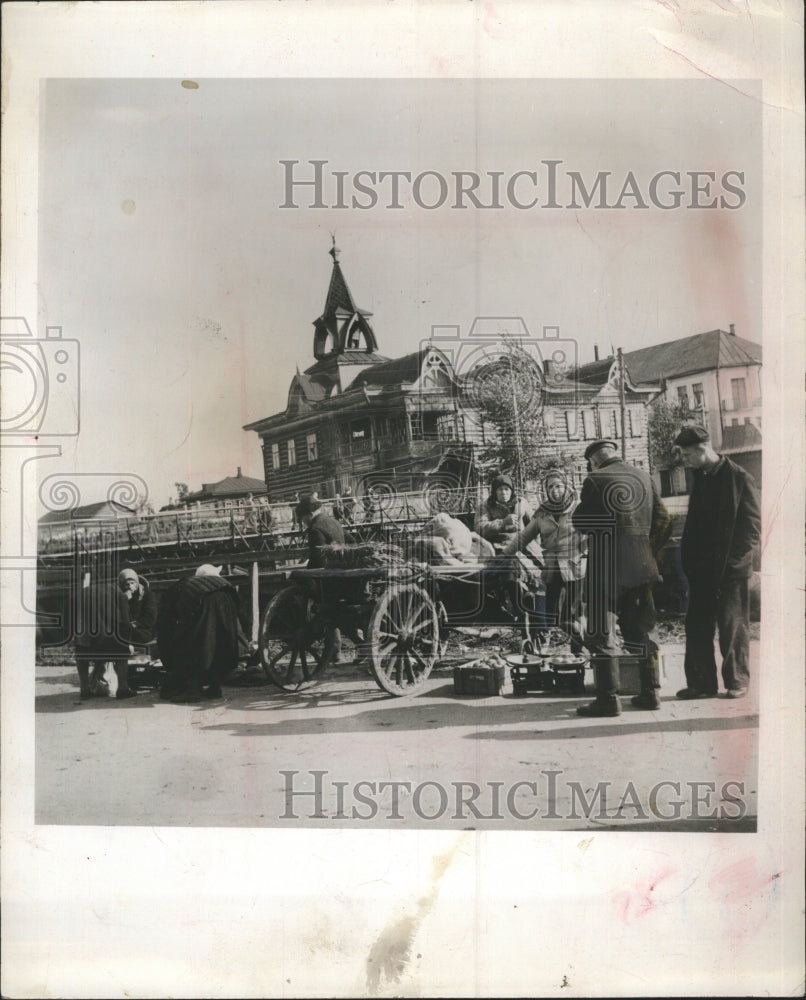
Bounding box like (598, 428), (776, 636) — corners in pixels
(307, 511), (346, 568)
(475, 475), (530, 546)
(74, 582), (132, 659)
(681, 456), (761, 586)
(573, 456), (672, 592)
(128, 577), (158, 645)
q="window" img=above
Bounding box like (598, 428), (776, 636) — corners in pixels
(692, 382), (704, 408)
(347, 323), (362, 349)
(410, 413), (423, 440)
(606, 409), (621, 438)
(677, 386), (689, 410)
(628, 407), (642, 437)
(271, 442), (280, 470)
(731, 377), (748, 410)
(582, 410), (596, 439)
(564, 411), (579, 440)
(287, 439), (296, 466)
(437, 414), (459, 441)
(306, 433), (318, 462)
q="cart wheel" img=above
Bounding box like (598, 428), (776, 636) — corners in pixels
(259, 585), (338, 691)
(368, 583), (440, 696)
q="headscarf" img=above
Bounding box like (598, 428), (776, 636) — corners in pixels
(118, 568), (139, 587)
(195, 564), (222, 577)
(541, 470), (575, 514)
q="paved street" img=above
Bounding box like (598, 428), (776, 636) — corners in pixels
(36, 641), (758, 831)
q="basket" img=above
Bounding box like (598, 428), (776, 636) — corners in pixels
(453, 660), (506, 696)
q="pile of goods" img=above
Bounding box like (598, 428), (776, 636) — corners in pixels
(453, 653), (508, 696)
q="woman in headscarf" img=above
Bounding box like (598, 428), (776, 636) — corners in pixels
(118, 568), (158, 646)
(503, 469), (587, 651)
(475, 473), (531, 550)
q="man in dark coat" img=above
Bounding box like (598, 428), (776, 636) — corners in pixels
(572, 440), (672, 716)
(296, 494), (346, 568)
(156, 564), (245, 702)
(674, 425), (761, 699)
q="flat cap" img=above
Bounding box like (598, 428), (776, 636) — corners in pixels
(673, 425), (710, 447)
(583, 439), (618, 461)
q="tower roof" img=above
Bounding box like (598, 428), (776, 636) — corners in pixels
(313, 240), (379, 359)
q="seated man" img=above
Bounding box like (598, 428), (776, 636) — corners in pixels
(296, 494), (347, 567)
(74, 578), (136, 700)
(476, 473), (536, 556)
(156, 564), (247, 703)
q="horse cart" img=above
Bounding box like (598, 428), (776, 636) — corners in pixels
(257, 554), (561, 697)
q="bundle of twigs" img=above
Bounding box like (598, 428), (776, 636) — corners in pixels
(318, 541), (408, 570)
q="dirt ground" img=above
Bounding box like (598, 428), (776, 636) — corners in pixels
(36, 623), (759, 831)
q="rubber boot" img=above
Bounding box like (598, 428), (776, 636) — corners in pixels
(577, 657), (621, 717)
(114, 662), (136, 699)
(631, 653), (660, 710)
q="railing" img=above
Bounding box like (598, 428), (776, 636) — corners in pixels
(37, 488), (493, 558)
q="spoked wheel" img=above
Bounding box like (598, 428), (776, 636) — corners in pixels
(368, 583), (440, 696)
(259, 585), (338, 691)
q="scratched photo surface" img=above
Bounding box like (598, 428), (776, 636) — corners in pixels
(32, 77), (761, 830)
(2, 4), (803, 999)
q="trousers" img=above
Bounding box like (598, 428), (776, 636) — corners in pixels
(683, 576), (750, 693)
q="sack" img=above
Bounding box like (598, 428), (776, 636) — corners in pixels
(421, 512), (474, 558)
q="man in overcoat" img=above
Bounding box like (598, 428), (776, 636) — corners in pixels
(572, 440), (672, 716)
(674, 425), (761, 699)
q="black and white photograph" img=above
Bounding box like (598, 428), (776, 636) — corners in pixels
(2, 2), (803, 997)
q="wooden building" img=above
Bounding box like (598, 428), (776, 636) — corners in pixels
(245, 243), (659, 502)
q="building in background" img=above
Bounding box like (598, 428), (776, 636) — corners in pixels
(576, 326), (762, 495)
(38, 500), (135, 551)
(181, 468), (268, 510)
(245, 243), (658, 502)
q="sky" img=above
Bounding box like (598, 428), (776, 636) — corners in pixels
(38, 77), (761, 508)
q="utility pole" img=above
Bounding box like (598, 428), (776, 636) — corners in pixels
(617, 348), (627, 459)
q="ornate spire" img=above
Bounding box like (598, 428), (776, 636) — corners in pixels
(313, 239), (379, 359)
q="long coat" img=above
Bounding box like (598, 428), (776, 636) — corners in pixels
(681, 456), (761, 586)
(572, 456), (672, 598)
(74, 582), (132, 660)
(156, 575), (242, 683)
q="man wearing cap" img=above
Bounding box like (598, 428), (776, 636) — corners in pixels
(296, 494), (346, 568)
(572, 440), (672, 716)
(156, 564), (247, 702)
(673, 425), (761, 699)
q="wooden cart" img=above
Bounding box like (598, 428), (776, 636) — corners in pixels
(258, 557), (547, 697)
